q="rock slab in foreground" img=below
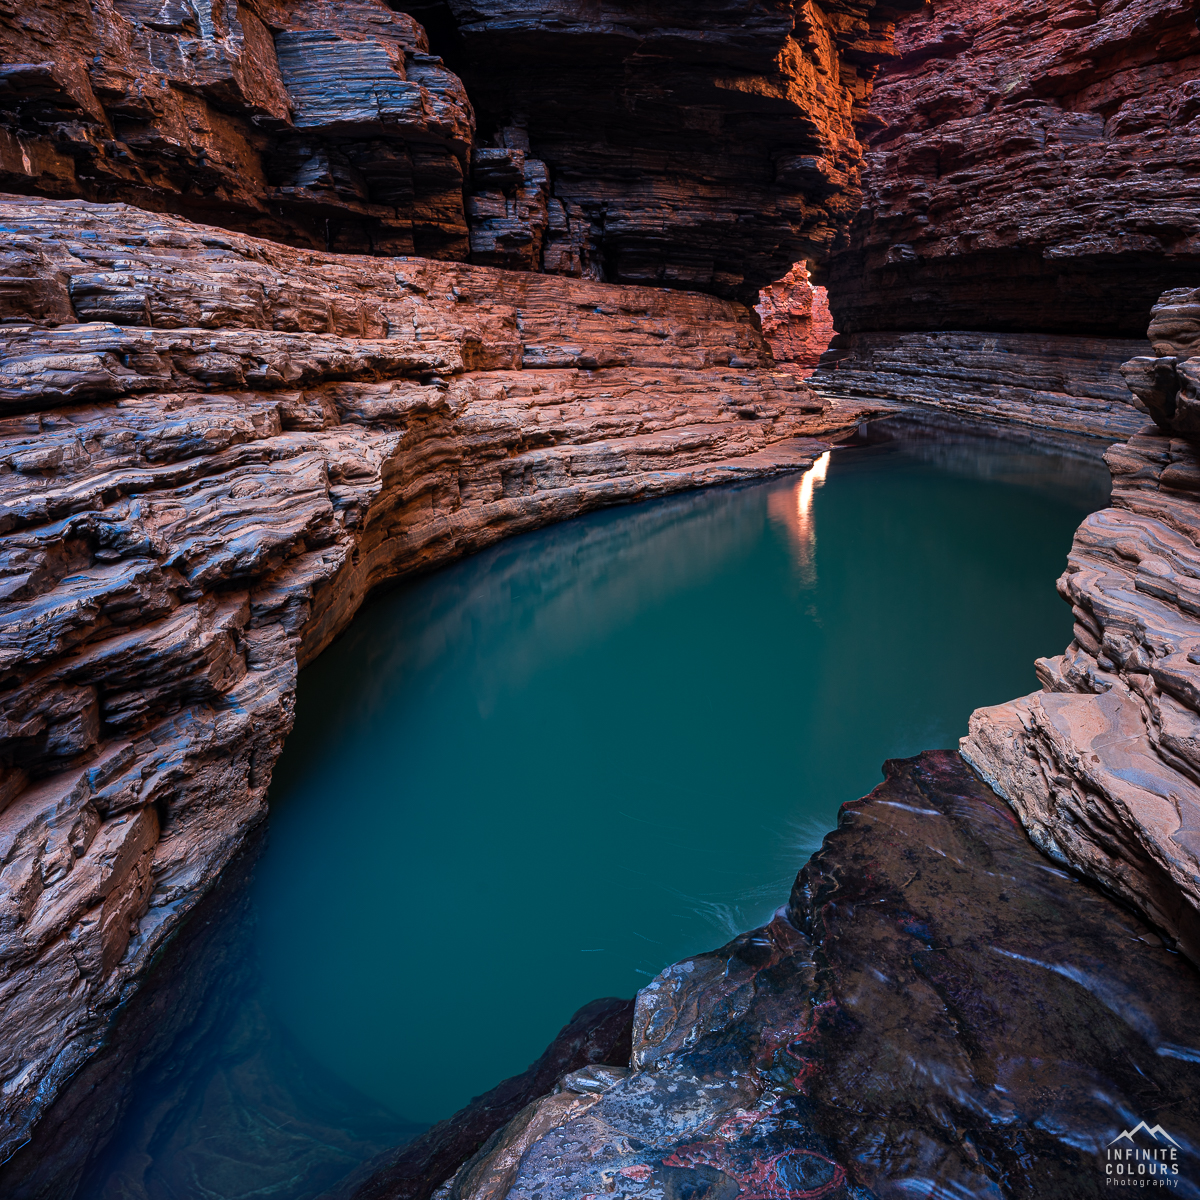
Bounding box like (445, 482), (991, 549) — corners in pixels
(417, 753), (1200, 1200)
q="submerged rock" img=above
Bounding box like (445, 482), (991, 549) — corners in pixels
(417, 752), (1199, 1200)
(328, 999), (634, 1200)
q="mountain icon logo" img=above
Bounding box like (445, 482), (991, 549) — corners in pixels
(1109, 1122), (1181, 1147)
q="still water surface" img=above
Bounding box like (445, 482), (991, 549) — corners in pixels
(255, 420), (1110, 1126)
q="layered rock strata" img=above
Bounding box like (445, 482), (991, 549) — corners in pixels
(0, 0), (925, 298)
(813, 329), (1150, 440)
(807, 0), (1200, 433)
(0, 0), (475, 257)
(755, 264), (835, 378)
(423, 0), (924, 301)
(963, 288), (1200, 965)
(377, 753), (1199, 1200)
(825, 0), (1200, 336)
(0, 193), (874, 1174)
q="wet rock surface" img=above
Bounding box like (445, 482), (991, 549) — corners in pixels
(420, 752), (1200, 1200)
(0, 193), (881, 1177)
(964, 292), (1200, 967)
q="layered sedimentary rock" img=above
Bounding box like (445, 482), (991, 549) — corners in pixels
(0, 0), (475, 256)
(755, 264), (835, 377)
(0, 0), (927, 298)
(809, 0), (1200, 431)
(825, 0), (1200, 335)
(814, 329), (1150, 440)
(425, 0), (924, 301)
(963, 289), (1200, 965)
(382, 753), (1199, 1200)
(0, 192), (877, 1180)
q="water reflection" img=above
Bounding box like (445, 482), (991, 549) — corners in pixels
(767, 450), (831, 580)
(256, 426), (1107, 1125)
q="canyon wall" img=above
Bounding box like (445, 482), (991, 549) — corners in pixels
(810, 0), (1200, 435)
(963, 288), (1200, 966)
(404, 0), (923, 301)
(0, 193), (878, 1190)
(0, 0), (923, 300)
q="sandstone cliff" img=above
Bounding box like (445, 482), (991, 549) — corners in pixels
(825, 0), (1200, 335)
(415, 0), (924, 300)
(0, 193), (876, 1178)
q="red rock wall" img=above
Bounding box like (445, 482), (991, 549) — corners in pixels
(0, 0), (476, 257)
(0, 195), (895, 1184)
(822, 0), (1200, 337)
(756, 264), (837, 376)
(0, 0), (925, 301)
(428, 0), (925, 302)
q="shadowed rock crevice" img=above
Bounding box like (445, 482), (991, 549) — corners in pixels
(804, 0), (1200, 432)
(0, 0), (926, 299)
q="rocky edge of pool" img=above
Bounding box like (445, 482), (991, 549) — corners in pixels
(2, 0), (1200, 1194)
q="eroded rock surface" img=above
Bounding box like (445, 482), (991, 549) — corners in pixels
(964, 289), (1200, 966)
(0, 193), (880, 1175)
(826, 0), (1200, 336)
(0, 0), (924, 297)
(755, 264), (835, 377)
(415, 753), (1200, 1200)
(806, 0), (1200, 435)
(813, 329), (1150, 440)
(0, 0), (476, 257)
(426, 0), (924, 301)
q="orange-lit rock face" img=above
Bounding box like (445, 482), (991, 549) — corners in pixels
(441, 0), (924, 301)
(757, 265), (837, 376)
(825, 0), (1200, 337)
(0, 0), (477, 257)
(0, 0), (925, 301)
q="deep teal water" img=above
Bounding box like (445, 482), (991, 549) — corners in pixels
(255, 421), (1111, 1126)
